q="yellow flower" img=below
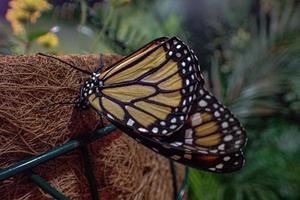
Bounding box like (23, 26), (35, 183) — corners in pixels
(10, 0), (51, 14)
(6, 8), (30, 24)
(37, 32), (59, 48)
(5, 0), (51, 34)
(11, 20), (26, 34)
(5, 9), (28, 34)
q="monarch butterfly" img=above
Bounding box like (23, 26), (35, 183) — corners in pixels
(76, 37), (200, 136)
(39, 36), (246, 172)
(78, 36), (247, 172)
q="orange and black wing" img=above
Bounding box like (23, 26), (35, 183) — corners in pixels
(156, 88), (247, 155)
(88, 37), (200, 135)
(113, 119), (245, 173)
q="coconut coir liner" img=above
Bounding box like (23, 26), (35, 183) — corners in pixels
(0, 54), (184, 200)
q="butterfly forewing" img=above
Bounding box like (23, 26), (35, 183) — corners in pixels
(89, 37), (200, 135)
(100, 37), (169, 82)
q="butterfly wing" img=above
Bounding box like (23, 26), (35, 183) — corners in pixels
(156, 88), (247, 155)
(88, 37), (200, 135)
(124, 89), (247, 172)
(112, 119), (245, 173)
(135, 132), (245, 173)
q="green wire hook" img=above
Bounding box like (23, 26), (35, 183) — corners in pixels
(0, 124), (188, 199)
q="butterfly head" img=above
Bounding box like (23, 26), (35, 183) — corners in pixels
(75, 72), (103, 109)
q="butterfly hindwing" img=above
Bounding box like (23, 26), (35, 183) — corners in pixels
(155, 88), (247, 155)
(89, 37), (200, 135)
(113, 119), (244, 173)
(190, 89), (247, 153)
(140, 134), (245, 173)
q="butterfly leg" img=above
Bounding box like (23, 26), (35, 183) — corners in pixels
(100, 115), (104, 127)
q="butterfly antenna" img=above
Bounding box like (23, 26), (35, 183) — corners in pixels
(95, 54), (105, 73)
(37, 53), (91, 75)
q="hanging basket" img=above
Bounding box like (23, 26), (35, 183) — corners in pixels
(0, 54), (186, 200)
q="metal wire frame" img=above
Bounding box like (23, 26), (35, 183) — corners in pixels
(0, 124), (188, 200)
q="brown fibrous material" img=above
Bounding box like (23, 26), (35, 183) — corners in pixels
(0, 54), (184, 200)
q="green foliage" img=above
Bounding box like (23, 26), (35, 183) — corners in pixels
(189, 1), (300, 200)
(76, 0), (183, 54)
(1, 0), (183, 54)
(208, 1), (300, 120)
(189, 120), (300, 200)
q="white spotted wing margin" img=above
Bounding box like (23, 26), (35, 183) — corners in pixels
(110, 118), (245, 173)
(154, 88), (247, 155)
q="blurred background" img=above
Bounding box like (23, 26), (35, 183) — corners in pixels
(0, 0), (299, 199)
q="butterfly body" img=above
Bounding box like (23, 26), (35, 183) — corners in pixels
(76, 72), (102, 109)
